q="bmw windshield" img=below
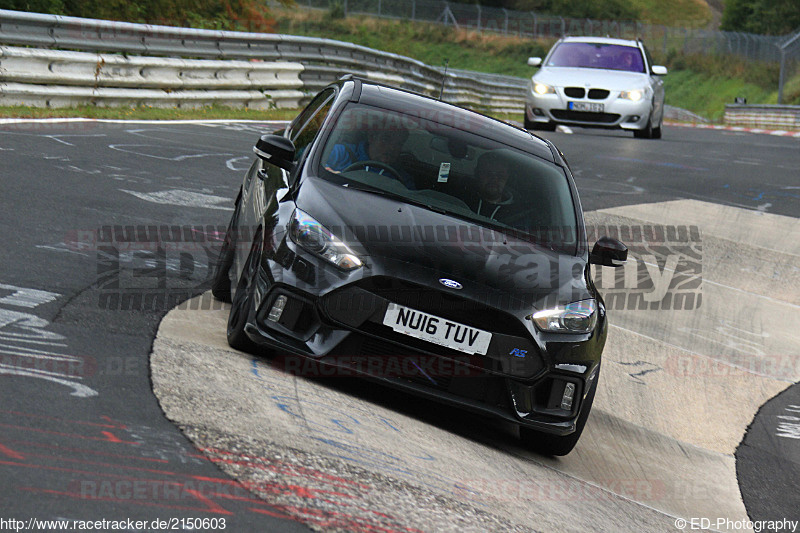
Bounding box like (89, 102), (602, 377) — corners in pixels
(547, 42), (645, 73)
(316, 104), (579, 253)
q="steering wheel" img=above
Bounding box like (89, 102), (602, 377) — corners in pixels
(341, 160), (404, 183)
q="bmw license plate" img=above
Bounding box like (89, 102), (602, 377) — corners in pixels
(382, 303), (492, 355)
(568, 101), (604, 112)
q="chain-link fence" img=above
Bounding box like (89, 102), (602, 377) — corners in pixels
(778, 31), (800, 103)
(288, 0), (797, 65)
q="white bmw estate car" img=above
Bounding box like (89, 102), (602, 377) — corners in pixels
(525, 36), (667, 139)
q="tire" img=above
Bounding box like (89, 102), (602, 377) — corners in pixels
(226, 231), (262, 353)
(633, 118), (653, 139)
(519, 370), (600, 456)
(529, 121), (557, 132)
(523, 115), (535, 130)
(651, 122), (662, 139)
(211, 189), (242, 303)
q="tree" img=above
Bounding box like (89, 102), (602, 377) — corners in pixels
(721, 0), (800, 35)
(0, 0), (65, 14)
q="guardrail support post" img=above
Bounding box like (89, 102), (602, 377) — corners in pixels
(779, 48), (787, 104)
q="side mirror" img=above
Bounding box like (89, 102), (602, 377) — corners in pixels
(651, 65), (668, 76)
(527, 57), (542, 67)
(254, 135), (295, 171)
(589, 237), (627, 267)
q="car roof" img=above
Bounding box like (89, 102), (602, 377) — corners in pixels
(347, 80), (556, 163)
(558, 36), (642, 48)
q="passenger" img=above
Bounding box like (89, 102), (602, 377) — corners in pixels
(467, 151), (525, 222)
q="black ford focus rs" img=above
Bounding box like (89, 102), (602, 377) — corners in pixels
(212, 76), (627, 456)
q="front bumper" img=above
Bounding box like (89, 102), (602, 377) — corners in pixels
(244, 262), (603, 436)
(526, 88), (652, 130)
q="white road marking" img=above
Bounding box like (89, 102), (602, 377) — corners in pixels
(225, 156), (252, 171)
(0, 285), (60, 309)
(108, 144), (232, 161)
(120, 189), (233, 210)
(0, 366), (97, 397)
(0, 290), (98, 398)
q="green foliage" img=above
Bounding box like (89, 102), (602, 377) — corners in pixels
(327, 0), (346, 20)
(664, 50), (781, 90)
(511, 0), (641, 20)
(721, 0), (800, 35)
(2, 0), (287, 29)
(0, 0), (65, 14)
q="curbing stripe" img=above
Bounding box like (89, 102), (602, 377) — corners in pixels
(665, 121), (800, 139)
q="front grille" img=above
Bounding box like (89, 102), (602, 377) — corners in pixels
(588, 89), (610, 99)
(564, 87), (585, 98)
(551, 110), (620, 124)
(328, 333), (509, 409)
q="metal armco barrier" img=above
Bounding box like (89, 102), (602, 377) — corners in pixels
(0, 46), (305, 108)
(724, 104), (800, 130)
(0, 9), (528, 112)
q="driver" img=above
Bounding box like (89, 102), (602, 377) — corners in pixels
(325, 126), (415, 189)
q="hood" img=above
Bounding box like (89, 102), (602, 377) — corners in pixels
(295, 176), (591, 312)
(533, 67), (649, 91)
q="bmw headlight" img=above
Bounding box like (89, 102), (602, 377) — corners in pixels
(533, 82), (555, 96)
(530, 299), (597, 333)
(619, 89), (644, 102)
(288, 209), (363, 271)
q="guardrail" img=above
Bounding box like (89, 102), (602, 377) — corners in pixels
(0, 9), (528, 113)
(724, 104), (800, 130)
(0, 46), (306, 108)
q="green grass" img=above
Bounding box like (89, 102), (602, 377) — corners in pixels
(663, 71), (776, 120)
(275, 14), (549, 79)
(629, 0), (713, 26)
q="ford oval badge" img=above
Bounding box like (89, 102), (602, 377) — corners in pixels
(439, 278), (463, 290)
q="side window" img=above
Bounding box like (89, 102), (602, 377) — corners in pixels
(287, 88), (335, 167)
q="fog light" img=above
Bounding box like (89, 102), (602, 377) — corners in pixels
(267, 295), (288, 322)
(628, 115), (640, 122)
(560, 382), (576, 410)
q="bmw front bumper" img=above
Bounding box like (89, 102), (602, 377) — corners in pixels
(526, 86), (653, 130)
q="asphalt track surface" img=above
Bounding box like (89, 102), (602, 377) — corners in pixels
(0, 119), (798, 532)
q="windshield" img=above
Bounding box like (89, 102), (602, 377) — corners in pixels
(317, 104), (579, 253)
(547, 42), (645, 73)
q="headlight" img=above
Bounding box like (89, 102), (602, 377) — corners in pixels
(530, 299), (597, 333)
(619, 89), (644, 102)
(533, 82), (555, 96)
(288, 209), (363, 271)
